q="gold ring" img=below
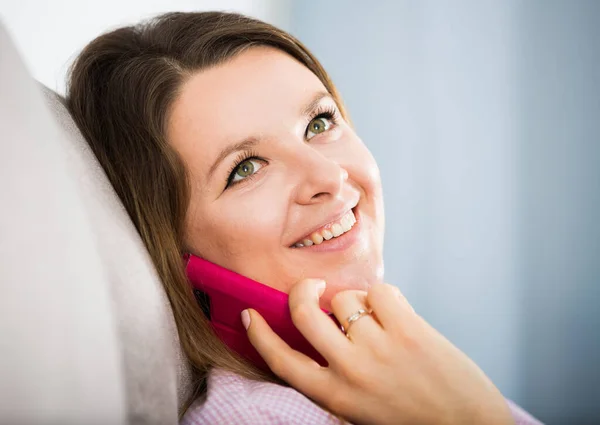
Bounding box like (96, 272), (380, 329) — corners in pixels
(341, 308), (372, 336)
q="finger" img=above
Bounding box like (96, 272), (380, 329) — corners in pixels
(330, 290), (382, 341)
(244, 308), (333, 397)
(287, 279), (350, 360)
(367, 283), (415, 331)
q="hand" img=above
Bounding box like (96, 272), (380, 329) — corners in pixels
(242, 280), (514, 425)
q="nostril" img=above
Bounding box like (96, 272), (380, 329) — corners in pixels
(311, 191), (329, 200)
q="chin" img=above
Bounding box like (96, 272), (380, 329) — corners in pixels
(317, 264), (382, 311)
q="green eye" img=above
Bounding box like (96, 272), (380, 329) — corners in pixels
(236, 159), (254, 178)
(229, 158), (263, 185)
(310, 118), (327, 134)
(306, 117), (332, 139)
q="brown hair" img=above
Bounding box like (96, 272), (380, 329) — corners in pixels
(66, 11), (347, 415)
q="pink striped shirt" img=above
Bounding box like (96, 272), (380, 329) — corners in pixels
(180, 368), (543, 424)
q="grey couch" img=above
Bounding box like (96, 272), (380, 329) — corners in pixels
(0, 22), (192, 425)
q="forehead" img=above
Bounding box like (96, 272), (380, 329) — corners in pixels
(167, 47), (327, 172)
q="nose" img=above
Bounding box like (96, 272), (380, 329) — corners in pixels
(294, 148), (348, 205)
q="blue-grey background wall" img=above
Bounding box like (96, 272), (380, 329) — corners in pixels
(290, 1), (599, 423)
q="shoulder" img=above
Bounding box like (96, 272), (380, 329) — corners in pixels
(180, 368), (347, 425)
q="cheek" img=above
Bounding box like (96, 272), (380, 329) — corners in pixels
(345, 137), (382, 199)
(186, 186), (288, 262)
(343, 137), (385, 248)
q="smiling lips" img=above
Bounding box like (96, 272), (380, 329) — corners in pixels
(292, 209), (357, 248)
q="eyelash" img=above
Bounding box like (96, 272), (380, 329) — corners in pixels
(225, 149), (261, 188)
(305, 105), (339, 138)
(225, 105), (340, 189)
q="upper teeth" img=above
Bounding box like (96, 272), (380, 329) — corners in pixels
(293, 209), (356, 248)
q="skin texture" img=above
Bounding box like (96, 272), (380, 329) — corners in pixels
(168, 46), (385, 310)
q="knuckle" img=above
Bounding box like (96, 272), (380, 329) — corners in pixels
(393, 322), (425, 352)
(339, 364), (364, 385)
(366, 284), (386, 304)
(331, 289), (364, 310)
(391, 285), (403, 297)
(325, 388), (353, 414)
(369, 338), (397, 363)
(333, 350), (367, 383)
(402, 331), (424, 353)
(370, 282), (395, 298)
(330, 291), (348, 311)
(369, 283), (411, 310)
(288, 278), (313, 301)
(290, 302), (313, 326)
(267, 354), (288, 377)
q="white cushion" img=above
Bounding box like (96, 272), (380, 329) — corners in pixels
(0, 21), (192, 424)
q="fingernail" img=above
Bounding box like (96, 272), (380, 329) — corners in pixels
(315, 280), (326, 297)
(241, 309), (251, 330)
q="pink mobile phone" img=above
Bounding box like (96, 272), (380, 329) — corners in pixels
(184, 253), (339, 371)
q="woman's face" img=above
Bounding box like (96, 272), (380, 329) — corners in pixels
(168, 46), (384, 309)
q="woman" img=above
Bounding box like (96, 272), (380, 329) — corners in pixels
(67, 11), (542, 425)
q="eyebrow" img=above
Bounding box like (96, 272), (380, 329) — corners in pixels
(301, 91), (333, 118)
(207, 91), (334, 183)
(207, 138), (259, 182)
